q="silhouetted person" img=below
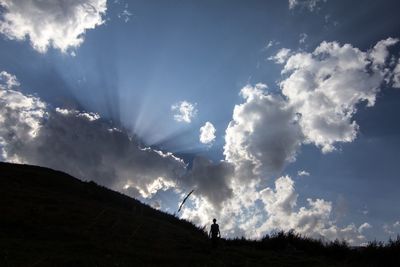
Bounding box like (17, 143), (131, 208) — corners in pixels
(209, 218), (220, 248)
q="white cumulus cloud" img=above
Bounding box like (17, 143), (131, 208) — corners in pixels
(289, 0), (327, 11)
(0, 72), (47, 154)
(369, 37), (399, 66)
(392, 59), (400, 88)
(258, 176), (360, 241)
(299, 33), (308, 44)
(298, 170), (310, 176)
(182, 37), (400, 244)
(0, 71), (20, 88)
(171, 100), (197, 123)
(224, 83), (303, 178)
(0, 0), (107, 53)
(180, 81), (371, 244)
(199, 121), (216, 144)
(268, 48), (292, 64)
(383, 221), (400, 235)
(280, 38), (399, 153)
(181, 174), (369, 245)
(117, 3), (132, 23)
(264, 40), (280, 50)
(358, 222), (372, 233)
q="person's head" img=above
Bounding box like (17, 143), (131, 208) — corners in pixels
(213, 218), (217, 223)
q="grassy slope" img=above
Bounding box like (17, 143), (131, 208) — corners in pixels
(0, 163), (394, 266)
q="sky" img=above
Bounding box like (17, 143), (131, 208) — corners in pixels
(0, 0), (400, 245)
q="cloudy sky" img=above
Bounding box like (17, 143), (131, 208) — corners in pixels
(1, 0), (400, 245)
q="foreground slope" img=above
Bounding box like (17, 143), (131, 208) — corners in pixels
(0, 162), (396, 266)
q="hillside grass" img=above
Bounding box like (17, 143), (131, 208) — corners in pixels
(0, 162), (399, 266)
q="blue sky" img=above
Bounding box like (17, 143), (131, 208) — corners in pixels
(1, 0), (400, 244)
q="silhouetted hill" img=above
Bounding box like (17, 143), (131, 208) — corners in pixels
(0, 162), (399, 266)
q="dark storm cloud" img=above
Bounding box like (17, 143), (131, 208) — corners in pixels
(181, 157), (234, 208)
(0, 72), (186, 198)
(0, 71), (236, 207)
